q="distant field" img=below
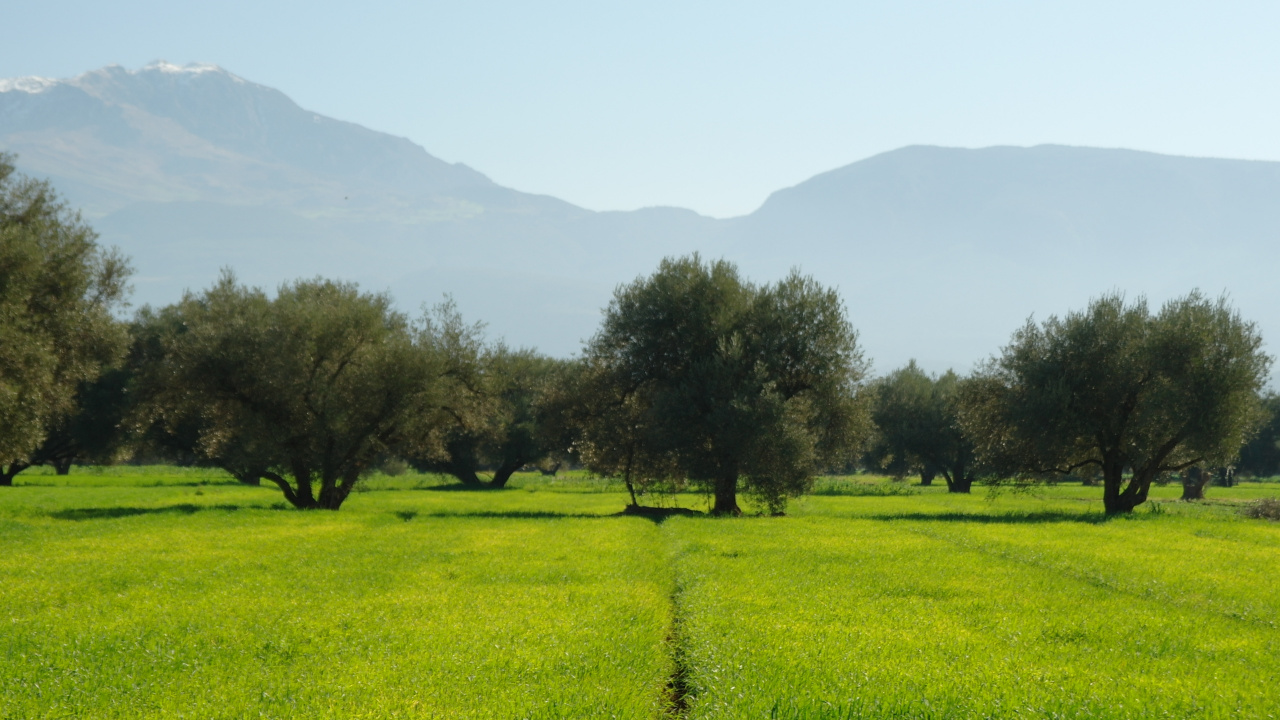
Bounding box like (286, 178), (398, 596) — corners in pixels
(1, 470), (1278, 718)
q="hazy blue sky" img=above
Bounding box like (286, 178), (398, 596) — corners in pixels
(5, 1), (1279, 217)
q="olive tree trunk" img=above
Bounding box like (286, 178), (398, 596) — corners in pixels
(488, 456), (527, 489)
(941, 466), (974, 493)
(0, 462), (31, 486)
(712, 473), (742, 516)
(445, 459), (484, 487)
(1181, 467), (1211, 501)
(1102, 459), (1152, 514)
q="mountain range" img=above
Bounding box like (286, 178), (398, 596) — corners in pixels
(4, 62), (1279, 374)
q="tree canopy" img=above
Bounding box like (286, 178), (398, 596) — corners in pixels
(1236, 392), (1280, 479)
(869, 362), (980, 492)
(579, 255), (869, 515)
(416, 345), (567, 489)
(960, 292), (1271, 514)
(0, 153), (131, 484)
(137, 273), (470, 509)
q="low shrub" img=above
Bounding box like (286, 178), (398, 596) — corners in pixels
(1241, 497), (1280, 521)
(810, 479), (919, 496)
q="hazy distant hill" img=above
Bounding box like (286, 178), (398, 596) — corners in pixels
(4, 63), (1280, 372)
(0, 62), (719, 355)
(727, 145), (1280, 372)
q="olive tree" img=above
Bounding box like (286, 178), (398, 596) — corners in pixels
(418, 347), (568, 489)
(1236, 393), (1280, 479)
(0, 154), (130, 484)
(26, 366), (133, 475)
(870, 362), (980, 492)
(479, 350), (568, 488)
(548, 358), (683, 507)
(961, 292), (1270, 514)
(128, 306), (266, 483)
(582, 255), (869, 515)
(140, 273), (468, 509)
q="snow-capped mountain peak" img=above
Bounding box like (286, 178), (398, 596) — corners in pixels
(0, 61), (245, 95)
(0, 75), (60, 94)
(137, 61), (247, 83)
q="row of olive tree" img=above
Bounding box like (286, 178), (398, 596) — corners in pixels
(869, 293), (1273, 514)
(117, 255), (870, 514)
(4, 156), (1275, 515)
(0, 156), (571, 503)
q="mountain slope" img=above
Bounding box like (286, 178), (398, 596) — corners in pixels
(725, 145), (1280, 372)
(0, 62), (720, 357)
(0, 62), (497, 212)
(4, 64), (1279, 371)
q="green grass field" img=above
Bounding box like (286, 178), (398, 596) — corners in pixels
(2, 469), (1278, 718)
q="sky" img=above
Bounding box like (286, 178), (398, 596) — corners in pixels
(5, 1), (1280, 218)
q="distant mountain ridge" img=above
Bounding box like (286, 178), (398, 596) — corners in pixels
(0, 62), (495, 213)
(4, 63), (1280, 372)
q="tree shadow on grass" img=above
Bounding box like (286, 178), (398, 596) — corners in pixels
(400, 506), (706, 523)
(867, 511), (1111, 525)
(49, 503), (261, 521)
(616, 505), (705, 525)
(412, 510), (613, 520)
(423, 482), (509, 492)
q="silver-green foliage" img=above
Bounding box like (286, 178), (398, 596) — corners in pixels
(137, 274), (475, 509)
(869, 362), (978, 492)
(961, 291), (1271, 513)
(0, 154), (130, 475)
(579, 255), (870, 514)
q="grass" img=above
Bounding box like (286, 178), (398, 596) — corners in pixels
(1, 469), (1278, 718)
(668, 499), (1280, 718)
(0, 476), (673, 719)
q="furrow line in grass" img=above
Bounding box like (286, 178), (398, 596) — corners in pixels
(899, 522), (1279, 628)
(662, 575), (692, 718)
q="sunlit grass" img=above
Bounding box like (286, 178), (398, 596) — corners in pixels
(0, 477), (673, 719)
(668, 490), (1280, 719)
(1, 469), (1277, 718)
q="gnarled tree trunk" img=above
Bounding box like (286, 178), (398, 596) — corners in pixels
(1181, 466), (1211, 501)
(444, 457), (484, 487)
(0, 462), (31, 486)
(488, 456), (526, 489)
(1103, 459), (1152, 514)
(712, 473), (741, 516)
(941, 466), (973, 494)
(316, 470), (358, 510)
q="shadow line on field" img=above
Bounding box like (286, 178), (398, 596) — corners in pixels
(412, 510), (613, 520)
(17, 479), (246, 489)
(49, 503), (256, 521)
(423, 482), (511, 492)
(867, 511), (1110, 525)
(403, 506), (706, 524)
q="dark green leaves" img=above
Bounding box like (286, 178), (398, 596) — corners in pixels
(579, 255), (870, 514)
(0, 154), (130, 467)
(961, 291), (1271, 512)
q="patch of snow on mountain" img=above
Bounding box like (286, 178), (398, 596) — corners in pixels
(141, 61), (245, 83)
(0, 76), (60, 94)
(1, 62), (247, 95)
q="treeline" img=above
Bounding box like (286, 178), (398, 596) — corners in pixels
(3, 155), (1278, 515)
